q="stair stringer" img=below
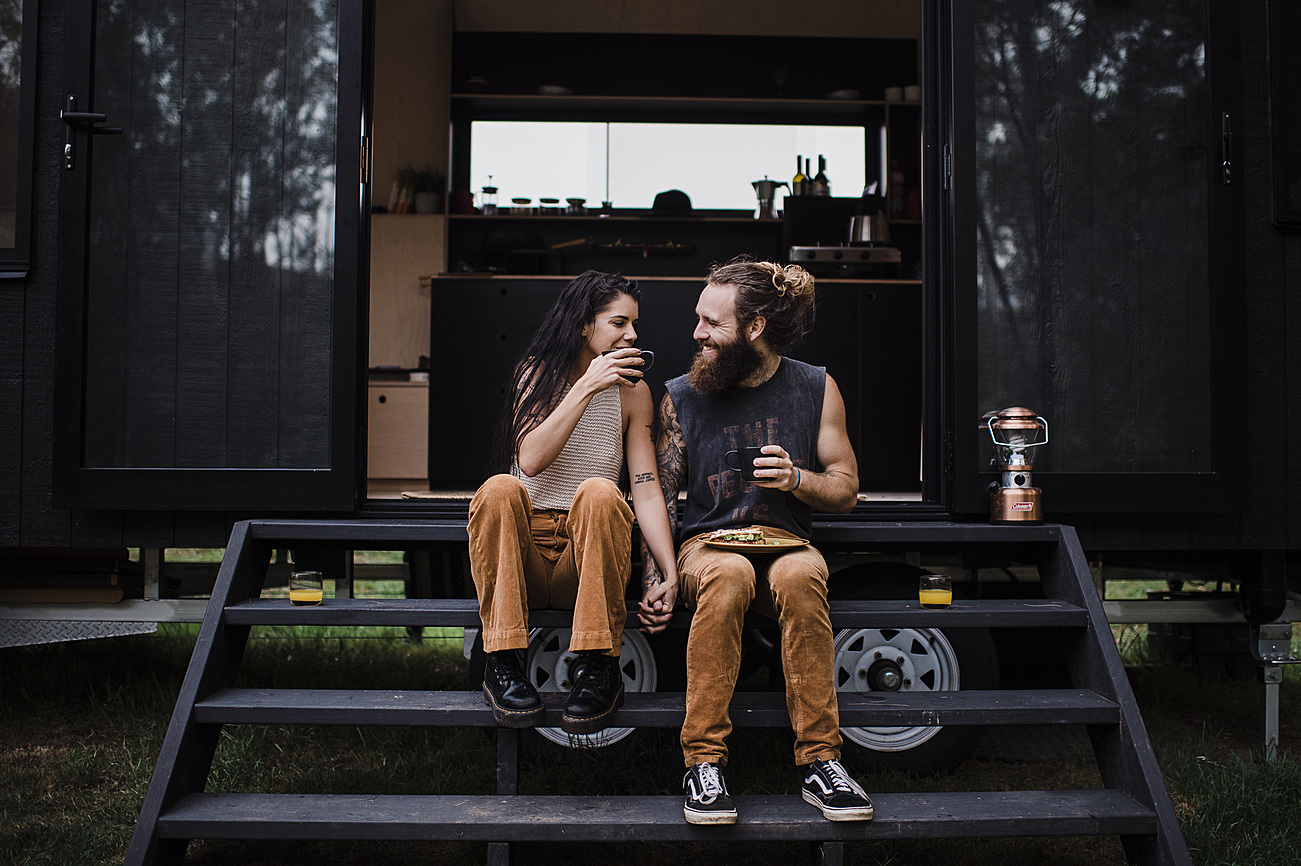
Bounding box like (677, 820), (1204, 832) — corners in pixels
(1038, 525), (1192, 866)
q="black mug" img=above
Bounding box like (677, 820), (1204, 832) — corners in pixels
(724, 446), (765, 482)
(602, 348), (654, 380)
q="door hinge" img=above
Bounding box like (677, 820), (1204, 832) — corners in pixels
(360, 134), (370, 185)
(1220, 112), (1236, 185)
(943, 144), (952, 191)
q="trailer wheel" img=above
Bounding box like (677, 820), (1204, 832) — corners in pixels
(828, 562), (999, 774)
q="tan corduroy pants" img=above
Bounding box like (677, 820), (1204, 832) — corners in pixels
(468, 474), (632, 657)
(677, 528), (841, 767)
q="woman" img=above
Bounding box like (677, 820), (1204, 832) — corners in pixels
(468, 270), (679, 736)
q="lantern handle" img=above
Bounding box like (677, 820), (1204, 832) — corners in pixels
(986, 416), (1048, 448)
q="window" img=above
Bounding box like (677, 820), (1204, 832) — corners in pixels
(973, 0), (1215, 474)
(469, 121), (867, 210)
(0, 0), (36, 277)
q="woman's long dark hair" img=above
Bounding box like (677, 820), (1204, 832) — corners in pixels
(488, 271), (640, 474)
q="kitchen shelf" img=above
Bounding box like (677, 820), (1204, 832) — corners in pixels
(447, 213), (780, 224)
(450, 92), (906, 121)
(429, 273), (921, 286)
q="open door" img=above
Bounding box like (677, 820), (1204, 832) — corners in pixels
(54, 0), (368, 510)
(945, 0), (1245, 514)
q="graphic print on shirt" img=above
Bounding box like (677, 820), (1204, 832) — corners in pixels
(667, 359), (824, 542)
(705, 418), (783, 525)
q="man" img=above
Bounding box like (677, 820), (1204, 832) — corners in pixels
(638, 255), (874, 825)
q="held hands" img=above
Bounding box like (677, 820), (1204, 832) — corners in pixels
(752, 445), (801, 491)
(582, 347), (645, 390)
(637, 577), (678, 633)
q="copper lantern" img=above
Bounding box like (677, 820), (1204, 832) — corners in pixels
(980, 407), (1048, 523)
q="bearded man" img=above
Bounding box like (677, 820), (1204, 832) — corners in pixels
(637, 255), (874, 826)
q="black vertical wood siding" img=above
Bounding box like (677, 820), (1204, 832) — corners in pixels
(77, 0), (337, 474)
(277, 0), (339, 470)
(972, 0), (1215, 475)
(228, 0), (288, 471)
(176, 0), (236, 470)
(12, 0), (65, 546)
(1241, 0), (1294, 548)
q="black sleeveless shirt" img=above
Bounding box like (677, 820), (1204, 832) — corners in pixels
(666, 358), (825, 541)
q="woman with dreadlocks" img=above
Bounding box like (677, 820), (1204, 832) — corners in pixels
(468, 270), (678, 735)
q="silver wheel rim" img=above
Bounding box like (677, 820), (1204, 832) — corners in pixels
(525, 626), (656, 749)
(833, 626), (961, 752)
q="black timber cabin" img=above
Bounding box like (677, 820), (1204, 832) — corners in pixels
(3, 1), (1301, 627)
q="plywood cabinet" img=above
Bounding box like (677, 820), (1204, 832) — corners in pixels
(369, 215), (442, 368)
(367, 381), (428, 480)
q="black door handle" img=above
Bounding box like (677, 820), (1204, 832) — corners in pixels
(62, 95), (121, 170)
(61, 110), (109, 125)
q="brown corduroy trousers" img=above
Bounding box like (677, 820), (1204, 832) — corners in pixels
(677, 528), (841, 767)
(468, 474), (632, 656)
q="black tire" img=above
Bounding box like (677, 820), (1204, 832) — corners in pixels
(643, 627), (688, 691)
(827, 561), (999, 774)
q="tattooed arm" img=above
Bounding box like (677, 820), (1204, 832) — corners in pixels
(638, 391), (685, 632)
(625, 384), (679, 633)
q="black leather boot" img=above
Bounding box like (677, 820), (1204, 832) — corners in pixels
(561, 651), (625, 735)
(482, 650), (545, 727)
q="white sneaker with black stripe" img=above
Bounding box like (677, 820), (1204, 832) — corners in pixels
(800, 758), (875, 821)
(683, 761), (737, 824)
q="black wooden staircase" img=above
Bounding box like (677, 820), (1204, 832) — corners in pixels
(126, 519), (1191, 865)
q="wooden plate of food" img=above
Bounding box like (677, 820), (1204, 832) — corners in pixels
(702, 527), (810, 551)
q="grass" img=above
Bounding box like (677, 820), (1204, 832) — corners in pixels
(3, 577), (1301, 865)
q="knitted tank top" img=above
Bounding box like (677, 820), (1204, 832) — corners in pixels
(512, 383), (623, 510)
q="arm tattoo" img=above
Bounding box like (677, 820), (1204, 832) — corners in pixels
(633, 472), (653, 485)
(656, 394), (685, 538)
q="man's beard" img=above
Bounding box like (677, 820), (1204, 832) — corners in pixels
(687, 335), (765, 393)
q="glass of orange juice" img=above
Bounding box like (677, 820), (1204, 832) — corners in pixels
(919, 574), (952, 609)
(289, 570), (324, 606)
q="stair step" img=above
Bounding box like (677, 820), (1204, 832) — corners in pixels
(157, 790), (1156, 841)
(194, 687), (1118, 728)
(223, 597), (1088, 629)
(243, 517), (1070, 547)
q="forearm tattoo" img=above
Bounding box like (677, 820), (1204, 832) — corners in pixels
(634, 472), (654, 485)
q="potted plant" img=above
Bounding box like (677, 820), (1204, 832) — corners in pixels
(397, 164), (445, 214)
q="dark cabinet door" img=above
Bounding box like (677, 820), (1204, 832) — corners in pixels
(55, 0), (366, 509)
(945, 0), (1244, 513)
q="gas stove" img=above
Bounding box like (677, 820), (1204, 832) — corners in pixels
(787, 244), (902, 277)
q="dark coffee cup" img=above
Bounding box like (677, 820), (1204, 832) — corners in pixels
(724, 446), (766, 482)
(602, 348), (654, 379)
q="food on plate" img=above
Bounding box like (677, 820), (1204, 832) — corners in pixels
(708, 526), (766, 544)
